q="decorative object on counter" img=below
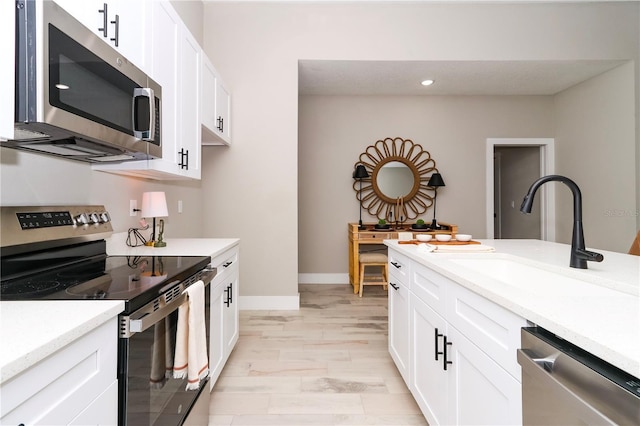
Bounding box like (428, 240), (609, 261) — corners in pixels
(435, 234), (452, 242)
(353, 137), (439, 221)
(416, 234), (432, 242)
(427, 172), (445, 229)
(375, 218), (390, 229)
(353, 163), (370, 230)
(520, 175), (603, 269)
(126, 220), (149, 247)
(455, 233), (472, 242)
(141, 191), (169, 247)
(412, 218), (428, 230)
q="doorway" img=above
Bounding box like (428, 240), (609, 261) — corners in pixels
(485, 138), (556, 240)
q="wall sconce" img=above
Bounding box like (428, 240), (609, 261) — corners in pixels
(353, 164), (370, 230)
(428, 172), (445, 229)
(141, 191), (169, 247)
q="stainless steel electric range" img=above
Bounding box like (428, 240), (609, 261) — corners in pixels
(0, 205), (215, 425)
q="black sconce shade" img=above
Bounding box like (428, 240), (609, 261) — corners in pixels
(428, 172), (445, 187)
(353, 164), (369, 179)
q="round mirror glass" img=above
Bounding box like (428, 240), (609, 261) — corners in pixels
(376, 161), (414, 198)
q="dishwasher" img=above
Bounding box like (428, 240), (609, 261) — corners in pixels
(517, 327), (640, 425)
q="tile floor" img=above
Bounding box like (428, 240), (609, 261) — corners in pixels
(208, 284), (428, 426)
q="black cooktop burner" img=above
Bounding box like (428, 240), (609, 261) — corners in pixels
(1, 254), (210, 313)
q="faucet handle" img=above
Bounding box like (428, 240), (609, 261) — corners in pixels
(574, 248), (604, 263)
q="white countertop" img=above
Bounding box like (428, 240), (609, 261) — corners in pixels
(106, 233), (239, 258)
(0, 300), (124, 384)
(385, 239), (640, 377)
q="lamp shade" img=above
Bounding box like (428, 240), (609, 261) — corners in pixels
(141, 191), (169, 218)
(353, 164), (369, 179)
(428, 172), (445, 187)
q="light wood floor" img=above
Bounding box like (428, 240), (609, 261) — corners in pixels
(208, 284), (427, 425)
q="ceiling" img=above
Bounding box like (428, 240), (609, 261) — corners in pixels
(298, 60), (627, 96)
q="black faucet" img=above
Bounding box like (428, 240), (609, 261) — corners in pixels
(520, 175), (603, 269)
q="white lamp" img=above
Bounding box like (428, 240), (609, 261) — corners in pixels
(141, 191), (168, 247)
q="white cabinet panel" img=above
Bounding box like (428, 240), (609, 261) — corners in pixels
(411, 295), (449, 426)
(209, 246), (240, 390)
(0, 318), (118, 425)
(448, 326), (522, 426)
(388, 273), (410, 383)
(201, 55), (231, 146)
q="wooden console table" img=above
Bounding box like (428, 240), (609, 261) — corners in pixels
(348, 222), (458, 294)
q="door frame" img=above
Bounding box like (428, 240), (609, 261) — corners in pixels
(485, 138), (556, 241)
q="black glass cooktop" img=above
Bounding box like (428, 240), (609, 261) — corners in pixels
(1, 252), (210, 313)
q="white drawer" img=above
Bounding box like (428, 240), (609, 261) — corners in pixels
(447, 283), (526, 380)
(411, 262), (449, 317)
(211, 246), (239, 281)
(388, 249), (411, 288)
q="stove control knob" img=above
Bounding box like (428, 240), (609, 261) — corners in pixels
(89, 212), (100, 224)
(99, 212), (111, 223)
(74, 213), (89, 225)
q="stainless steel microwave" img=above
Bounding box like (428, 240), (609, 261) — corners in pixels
(5, 0), (162, 163)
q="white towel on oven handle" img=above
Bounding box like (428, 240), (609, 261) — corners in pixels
(173, 280), (209, 390)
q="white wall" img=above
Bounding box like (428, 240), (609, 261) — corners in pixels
(298, 95), (554, 275)
(554, 62), (637, 252)
(202, 1), (639, 298)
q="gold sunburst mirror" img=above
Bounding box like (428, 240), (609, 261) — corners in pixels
(353, 137), (439, 222)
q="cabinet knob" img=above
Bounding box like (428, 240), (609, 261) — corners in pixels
(391, 262), (401, 269)
(110, 14), (119, 47)
(389, 282), (399, 290)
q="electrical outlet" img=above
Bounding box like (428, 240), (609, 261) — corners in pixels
(130, 200), (138, 216)
(178, 200), (183, 213)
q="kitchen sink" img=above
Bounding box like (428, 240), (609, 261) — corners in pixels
(448, 256), (627, 296)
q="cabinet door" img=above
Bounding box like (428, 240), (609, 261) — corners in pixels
(209, 281), (225, 390)
(178, 28), (201, 179)
(151, 0), (180, 172)
(111, 0), (148, 71)
(222, 271), (239, 356)
(411, 295), (449, 426)
(388, 275), (410, 383)
(215, 78), (231, 142)
(447, 327), (522, 425)
(201, 56), (218, 137)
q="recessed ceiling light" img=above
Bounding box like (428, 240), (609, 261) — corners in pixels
(55, 83), (70, 90)
(421, 79), (435, 86)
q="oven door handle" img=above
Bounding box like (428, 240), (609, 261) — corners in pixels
(120, 269), (215, 338)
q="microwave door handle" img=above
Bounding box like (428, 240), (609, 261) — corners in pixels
(132, 87), (155, 141)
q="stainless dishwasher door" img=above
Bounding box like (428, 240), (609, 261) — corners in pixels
(517, 327), (640, 425)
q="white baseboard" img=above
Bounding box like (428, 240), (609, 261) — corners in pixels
(239, 295), (300, 310)
(298, 273), (349, 284)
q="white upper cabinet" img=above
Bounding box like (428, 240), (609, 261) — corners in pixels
(201, 55), (231, 145)
(53, 0), (148, 71)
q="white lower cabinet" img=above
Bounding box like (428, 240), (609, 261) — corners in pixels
(388, 253), (411, 383)
(0, 318), (118, 425)
(390, 248), (526, 425)
(209, 245), (240, 390)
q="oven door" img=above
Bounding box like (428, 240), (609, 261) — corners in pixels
(118, 275), (212, 426)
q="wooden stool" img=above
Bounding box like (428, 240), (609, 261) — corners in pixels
(358, 253), (388, 297)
